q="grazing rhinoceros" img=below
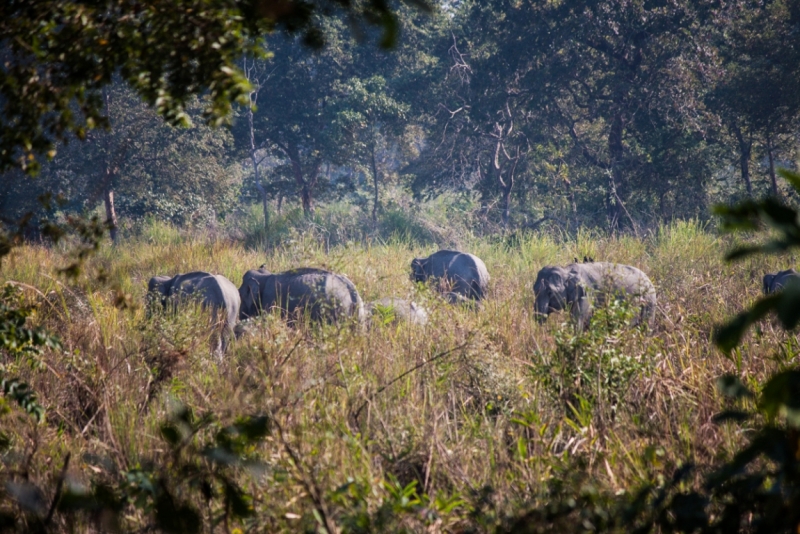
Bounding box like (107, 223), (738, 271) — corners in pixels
(533, 262), (656, 330)
(763, 269), (800, 294)
(239, 267), (364, 324)
(410, 250), (490, 302)
(367, 297), (428, 327)
(147, 271), (241, 355)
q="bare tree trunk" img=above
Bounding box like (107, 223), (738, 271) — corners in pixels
(501, 182), (512, 229)
(607, 110), (625, 231)
(766, 132), (779, 198)
(102, 88), (118, 243)
(104, 188), (118, 242)
(370, 143), (380, 227)
(243, 56), (269, 231)
(477, 159), (494, 218)
(731, 121), (753, 196)
(249, 112), (268, 231)
(286, 142), (316, 216)
(494, 136), (518, 230)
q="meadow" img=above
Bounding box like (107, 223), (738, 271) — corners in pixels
(0, 219), (796, 532)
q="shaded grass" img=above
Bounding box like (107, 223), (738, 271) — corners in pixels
(1, 219), (799, 531)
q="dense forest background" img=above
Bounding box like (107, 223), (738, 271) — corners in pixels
(3, 0), (800, 244)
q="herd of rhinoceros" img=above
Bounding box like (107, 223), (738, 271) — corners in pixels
(147, 249), (800, 354)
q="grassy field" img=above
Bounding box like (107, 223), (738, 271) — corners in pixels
(1, 220), (797, 532)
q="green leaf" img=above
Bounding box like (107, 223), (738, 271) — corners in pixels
(714, 295), (780, 353)
(224, 481), (254, 518)
(160, 424), (182, 448)
(234, 414), (271, 442)
(778, 168), (800, 192)
(715, 375), (753, 400)
(711, 410), (751, 424)
(759, 370), (800, 427)
(155, 493), (201, 534)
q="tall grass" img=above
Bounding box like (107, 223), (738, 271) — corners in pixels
(0, 219), (798, 531)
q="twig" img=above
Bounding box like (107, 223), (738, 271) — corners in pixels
(350, 338), (472, 426)
(273, 416), (338, 534)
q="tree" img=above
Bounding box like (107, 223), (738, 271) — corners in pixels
(708, 0), (800, 198)
(240, 55), (272, 231)
(405, 0), (717, 231)
(332, 75), (408, 225)
(0, 0), (428, 175)
(233, 22), (360, 216)
(0, 83), (239, 237)
(521, 0), (716, 229)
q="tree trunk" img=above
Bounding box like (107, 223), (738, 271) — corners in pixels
(287, 142), (315, 216)
(370, 143), (380, 227)
(501, 183), (512, 229)
(248, 98), (269, 231)
(102, 88), (118, 243)
(731, 122), (753, 196)
(766, 133), (779, 198)
(477, 159), (494, 218)
(299, 183), (314, 215)
(251, 157), (269, 231)
(104, 187), (118, 242)
(607, 110), (625, 231)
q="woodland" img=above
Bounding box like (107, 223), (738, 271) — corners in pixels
(2, 0), (800, 239)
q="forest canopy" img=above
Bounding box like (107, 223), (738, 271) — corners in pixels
(2, 0), (800, 239)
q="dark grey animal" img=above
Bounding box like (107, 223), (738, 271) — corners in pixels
(239, 267), (364, 324)
(367, 298), (428, 326)
(533, 262), (657, 330)
(763, 269), (800, 294)
(410, 250), (490, 301)
(147, 271), (241, 354)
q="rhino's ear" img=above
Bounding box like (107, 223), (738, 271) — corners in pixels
(246, 278), (261, 309)
(763, 274), (774, 294)
(565, 276), (583, 303)
(149, 276), (176, 299)
(410, 258), (425, 280)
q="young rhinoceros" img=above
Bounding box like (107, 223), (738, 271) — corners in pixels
(239, 267), (364, 325)
(367, 297), (428, 327)
(410, 250), (490, 302)
(533, 262), (656, 330)
(763, 268), (800, 294)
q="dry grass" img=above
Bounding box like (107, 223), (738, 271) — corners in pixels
(1, 219), (797, 532)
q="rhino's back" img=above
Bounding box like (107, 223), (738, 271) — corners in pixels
(427, 250), (489, 295)
(275, 269), (362, 320)
(572, 262), (655, 298)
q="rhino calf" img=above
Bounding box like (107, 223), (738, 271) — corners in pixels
(367, 297), (428, 327)
(410, 250), (490, 302)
